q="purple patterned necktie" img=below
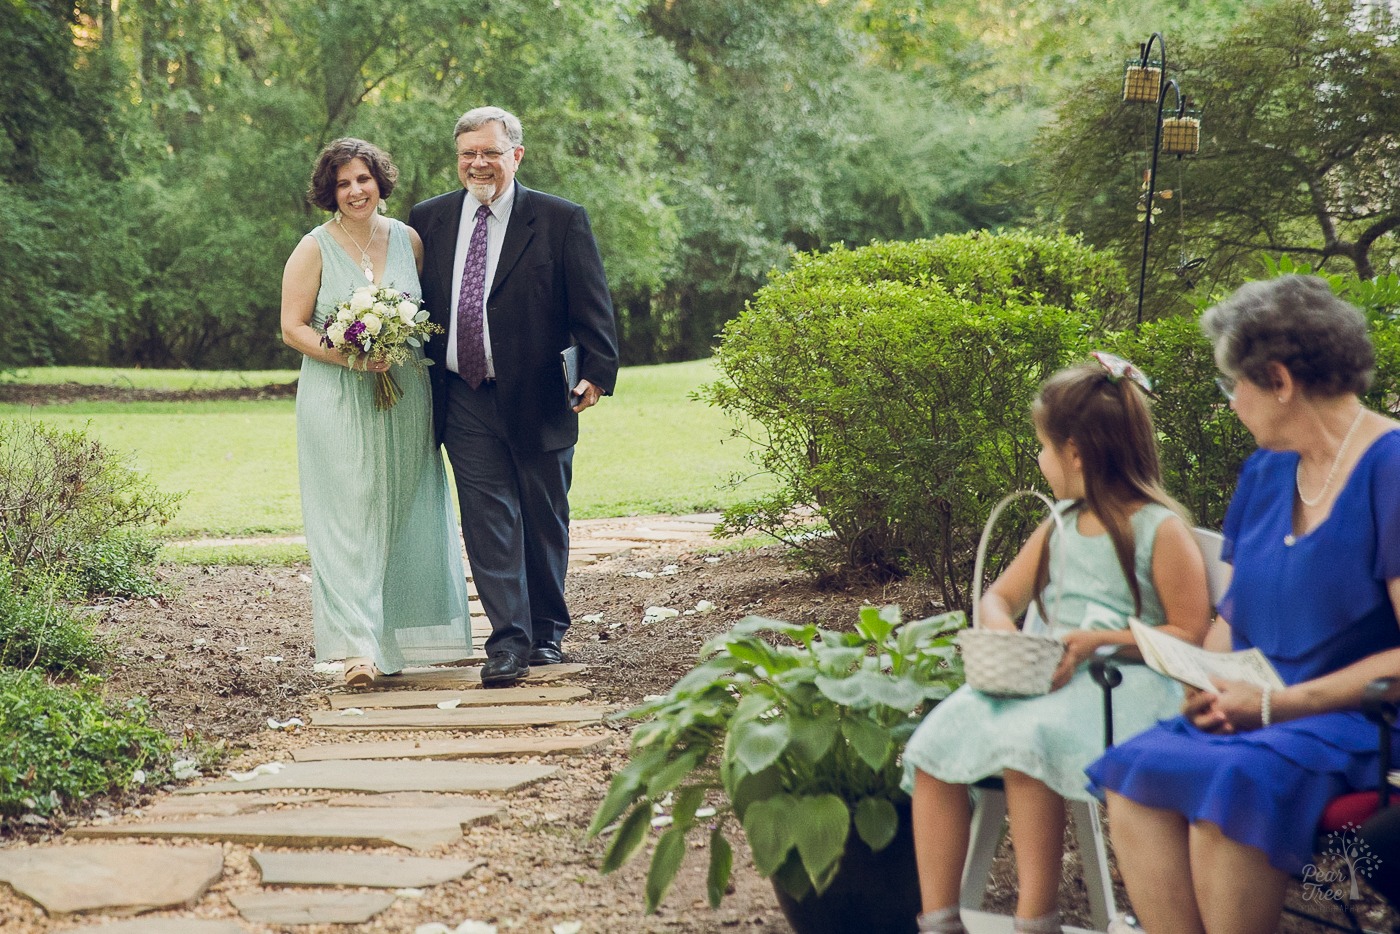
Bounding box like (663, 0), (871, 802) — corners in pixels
(456, 203), (492, 389)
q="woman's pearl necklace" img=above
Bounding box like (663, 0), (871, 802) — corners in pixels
(1296, 406), (1366, 508)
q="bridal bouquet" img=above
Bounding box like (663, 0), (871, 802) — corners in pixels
(322, 285), (441, 410)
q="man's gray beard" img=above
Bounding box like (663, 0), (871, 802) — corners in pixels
(467, 183), (494, 204)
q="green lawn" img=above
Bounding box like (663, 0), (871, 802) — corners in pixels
(0, 360), (770, 537)
(1, 366), (299, 390)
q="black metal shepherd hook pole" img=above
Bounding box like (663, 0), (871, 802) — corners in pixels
(1135, 32), (1173, 326)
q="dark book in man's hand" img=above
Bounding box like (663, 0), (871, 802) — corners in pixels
(560, 344), (582, 408)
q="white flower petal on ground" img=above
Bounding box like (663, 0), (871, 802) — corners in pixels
(266, 717), (305, 731)
(262, 655), (283, 663)
(553, 923), (583, 934)
(131, 769), (146, 785)
(436, 699), (462, 709)
(696, 806), (717, 818)
(580, 613), (604, 624)
(228, 762), (286, 782)
(339, 708), (364, 717)
(454, 922), (498, 934)
(313, 661), (344, 675)
(643, 606), (680, 624)
(299, 573), (313, 583)
(660, 564), (680, 575)
(628, 571), (654, 579)
(414, 925), (452, 934)
(395, 888), (426, 898)
(650, 815), (673, 829)
(704, 556), (722, 563)
(171, 758), (200, 780)
(694, 600), (716, 613)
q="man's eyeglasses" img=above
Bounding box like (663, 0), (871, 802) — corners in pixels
(456, 148), (513, 162)
(1215, 375), (1236, 402)
(1090, 350), (1156, 397)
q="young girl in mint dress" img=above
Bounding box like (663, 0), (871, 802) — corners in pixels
(904, 357), (1214, 934)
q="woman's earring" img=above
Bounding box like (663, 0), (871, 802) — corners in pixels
(334, 210), (342, 222)
(377, 201), (387, 214)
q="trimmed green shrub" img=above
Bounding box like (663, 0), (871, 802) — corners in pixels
(1104, 318), (1256, 530)
(704, 232), (1107, 607)
(0, 669), (172, 818)
(0, 421), (178, 597)
(0, 561), (105, 674)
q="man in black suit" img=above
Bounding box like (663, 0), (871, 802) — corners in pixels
(409, 106), (618, 687)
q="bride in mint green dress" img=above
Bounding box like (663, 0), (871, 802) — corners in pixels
(280, 139), (470, 686)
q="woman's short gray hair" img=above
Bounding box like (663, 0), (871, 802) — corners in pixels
(1200, 274), (1375, 397)
(453, 106), (523, 147)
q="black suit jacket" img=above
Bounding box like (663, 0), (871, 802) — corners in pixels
(409, 182), (619, 452)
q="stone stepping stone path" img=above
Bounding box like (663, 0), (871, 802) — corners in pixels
(310, 703), (609, 731)
(363, 661), (586, 687)
(5, 514), (737, 929)
(252, 852), (486, 888)
(181, 759), (557, 794)
(29, 652), (612, 928)
(290, 734), (608, 762)
(0, 844), (223, 916)
(70, 803), (505, 851)
(228, 890), (395, 924)
(326, 684), (589, 709)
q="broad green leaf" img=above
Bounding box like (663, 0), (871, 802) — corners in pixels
(841, 714), (895, 772)
(790, 794), (849, 881)
(816, 669), (924, 710)
(770, 849), (813, 901)
(786, 711), (838, 763)
(670, 784), (706, 832)
(854, 796), (898, 851)
(600, 803), (652, 874)
(588, 771), (645, 837)
(706, 828), (733, 908)
(645, 747), (706, 798)
(732, 717), (790, 774)
(857, 606), (897, 643)
(741, 793), (798, 876)
(645, 825), (689, 913)
(726, 765), (783, 817)
(809, 643), (865, 672)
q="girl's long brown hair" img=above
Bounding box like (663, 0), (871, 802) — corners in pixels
(1030, 362), (1187, 624)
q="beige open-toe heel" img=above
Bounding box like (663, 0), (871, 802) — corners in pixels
(343, 657), (376, 688)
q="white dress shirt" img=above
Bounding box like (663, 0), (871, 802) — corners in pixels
(446, 183), (516, 379)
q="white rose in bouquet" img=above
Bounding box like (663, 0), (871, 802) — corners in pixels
(362, 312), (383, 336)
(326, 322), (348, 345)
(396, 301), (418, 325)
(349, 287), (375, 312)
(372, 301), (392, 318)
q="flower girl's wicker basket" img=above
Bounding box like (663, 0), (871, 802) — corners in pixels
(957, 490), (1068, 697)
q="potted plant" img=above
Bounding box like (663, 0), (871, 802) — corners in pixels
(588, 606), (965, 933)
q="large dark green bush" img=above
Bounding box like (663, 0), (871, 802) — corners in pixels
(704, 231), (1110, 608)
(0, 670), (172, 817)
(0, 420), (178, 597)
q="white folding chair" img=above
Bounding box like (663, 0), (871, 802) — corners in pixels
(958, 528), (1229, 932)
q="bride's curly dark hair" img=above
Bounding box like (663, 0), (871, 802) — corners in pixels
(306, 138), (399, 212)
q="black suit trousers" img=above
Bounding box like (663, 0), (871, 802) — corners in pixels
(444, 377), (572, 658)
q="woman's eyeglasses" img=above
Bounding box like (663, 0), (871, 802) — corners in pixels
(1215, 375), (1236, 402)
(1090, 350), (1156, 397)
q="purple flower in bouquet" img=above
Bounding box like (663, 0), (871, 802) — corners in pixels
(344, 319), (368, 349)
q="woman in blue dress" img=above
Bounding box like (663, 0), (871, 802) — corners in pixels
(280, 139), (471, 687)
(1086, 275), (1400, 934)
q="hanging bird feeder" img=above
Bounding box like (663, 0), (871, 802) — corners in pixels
(1161, 107), (1202, 155)
(1123, 55), (1163, 103)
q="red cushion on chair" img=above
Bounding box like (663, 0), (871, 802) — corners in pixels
(1319, 791), (1381, 832)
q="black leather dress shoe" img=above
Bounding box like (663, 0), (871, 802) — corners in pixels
(480, 651), (528, 687)
(528, 641), (564, 666)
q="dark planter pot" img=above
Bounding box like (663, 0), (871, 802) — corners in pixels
(772, 801), (920, 934)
